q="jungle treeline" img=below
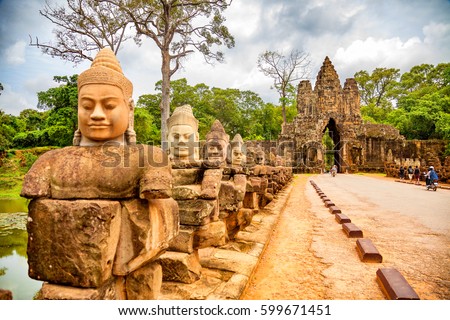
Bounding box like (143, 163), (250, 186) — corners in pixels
(1, 63), (449, 153)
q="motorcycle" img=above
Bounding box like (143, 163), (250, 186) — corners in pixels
(426, 179), (438, 191)
(330, 167), (337, 177)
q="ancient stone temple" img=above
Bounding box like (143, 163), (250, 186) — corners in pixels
(279, 57), (449, 181)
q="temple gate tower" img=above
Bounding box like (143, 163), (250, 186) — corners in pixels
(279, 56), (405, 173)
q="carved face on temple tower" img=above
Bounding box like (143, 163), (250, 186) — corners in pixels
(167, 105), (199, 161)
(77, 48), (133, 146)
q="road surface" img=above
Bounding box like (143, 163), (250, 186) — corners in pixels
(242, 174), (450, 300)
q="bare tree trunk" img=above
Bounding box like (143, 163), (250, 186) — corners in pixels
(160, 50), (171, 148)
(281, 87), (287, 124)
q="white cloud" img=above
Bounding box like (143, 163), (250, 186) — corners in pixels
(4, 41), (27, 65)
(332, 36), (429, 78)
(0, 84), (34, 115)
(423, 22), (450, 45)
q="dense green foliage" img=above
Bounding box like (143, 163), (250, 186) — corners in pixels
(355, 63), (450, 142)
(1, 76), (78, 150)
(136, 78), (294, 143)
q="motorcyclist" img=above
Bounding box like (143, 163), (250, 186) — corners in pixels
(331, 164), (337, 176)
(425, 167), (431, 186)
(429, 166), (438, 183)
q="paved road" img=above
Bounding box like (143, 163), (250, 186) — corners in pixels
(242, 174), (450, 300)
(314, 174), (450, 234)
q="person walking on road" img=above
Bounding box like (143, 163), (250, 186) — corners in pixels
(407, 165), (413, 183)
(414, 166), (421, 185)
(399, 166), (405, 180)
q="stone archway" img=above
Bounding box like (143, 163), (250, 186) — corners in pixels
(323, 118), (342, 172)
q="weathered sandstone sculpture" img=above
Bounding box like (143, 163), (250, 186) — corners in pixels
(202, 119), (229, 169)
(21, 48), (179, 300)
(227, 134), (246, 167)
(159, 114), (227, 284)
(166, 104), (200, 166)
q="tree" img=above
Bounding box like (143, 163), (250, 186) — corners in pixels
(137, 78), (271, 140)
(19, 109), (47, 131)
(0, 83), (3, 95)
(36, 75), (79, 111)
(105, 0), (234, 144)
(355, 63), (450, 140)
(0, 109), (21, 150)
(133, 107), (160, 144)
(33, 0), (235, 144)
(10, 75), (80, 148)
(257, 49), (310, 124)
(30, 0), (132, 63)
(354, 68), (400, 109)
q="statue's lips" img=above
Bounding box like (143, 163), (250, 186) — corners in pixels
(89, 124), (110, 129)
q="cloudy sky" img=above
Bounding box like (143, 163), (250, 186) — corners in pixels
(1, 0), (449, 116)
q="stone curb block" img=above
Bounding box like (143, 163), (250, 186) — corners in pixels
(335, 213), (351, 224)
(342, 222), (363, 238)
(328, 206), (341, 214)
(356, 239), (382, 262)
(324, 200), (335, 207)
(376, 268), (420, 300)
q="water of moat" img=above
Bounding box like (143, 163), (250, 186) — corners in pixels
(0, 198), (43, 299)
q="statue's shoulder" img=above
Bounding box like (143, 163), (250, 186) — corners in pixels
(29, 146), (75, 169)
(21, 147), (78, 198)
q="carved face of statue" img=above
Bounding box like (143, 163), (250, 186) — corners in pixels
(256, 152), (265, 165)
(78, 84), (129, 144)
(231, 146), (244, 166)
(205, 139), (227, 162)
(168, 124), (197, 159)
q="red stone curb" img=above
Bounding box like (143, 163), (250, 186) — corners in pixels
(356, 239), (382, 262)
(342, 222), (363, 238)
(335, 213), (351, 224)
(328, 206), (342, 214)
(376, 268), (420, 300)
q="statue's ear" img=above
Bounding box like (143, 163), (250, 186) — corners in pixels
(129, 98), (134, 111)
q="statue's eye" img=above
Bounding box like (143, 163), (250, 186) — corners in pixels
(81, 103), (93, 110)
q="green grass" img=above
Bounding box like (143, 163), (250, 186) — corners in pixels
(0, 147), (57, 199)
(0, 178), (24, 199)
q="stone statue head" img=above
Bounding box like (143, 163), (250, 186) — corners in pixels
(255, 146), (265, 165)
(167, 104), (199, 161)
(203, 120), (229, 167)
(75, 48), (135, 146)
(227, 134), (245, 167)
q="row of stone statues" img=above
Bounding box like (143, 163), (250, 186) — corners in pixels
(21, 48), (292, 299)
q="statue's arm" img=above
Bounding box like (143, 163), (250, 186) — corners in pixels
(20, 151), (54, 198)
(139, 146), (172, 200)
